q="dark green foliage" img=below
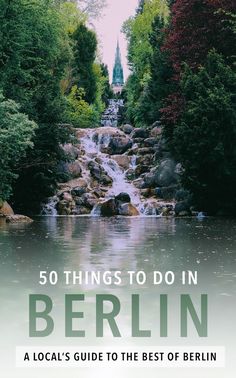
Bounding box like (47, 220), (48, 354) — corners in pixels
(137, 16), (173, 125)
(0, 92), (37, 201)
(0, 0), (70, 213)
(173, 51), (236, 214)
(100, 64), (113, 106)
(72, 24), (97, 104)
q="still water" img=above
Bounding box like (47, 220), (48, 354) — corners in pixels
(0, 216), (235, 377)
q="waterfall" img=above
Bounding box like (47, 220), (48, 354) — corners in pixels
(80, 130), (141, 207)
(41, 100), (174, 217)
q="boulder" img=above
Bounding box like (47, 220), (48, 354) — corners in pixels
(144, 138), (158, 147)
(136, 155), (153, 166)
(150, 126), (162, 138)
(81, 193), (98, 210)
(101, 199), (118, 217)
(58, 178), (88, 191)
(122, 124), (133, 135)
(66, 161), (82, 179)
(175, 201), (192, 216)
(140, 188), (155, 198)
(63, 144), (80, 160)
(57, 201), (72, 215)
(132, 128), (149, 139)
(115, 192), (131, 203)
(71, 187), (87, 197)
(143, 159), (179, 188)
(73, 206), (91, 215)
(154, 185), (179, 200)
(137, 147), (155, 155)
(108, 136), (132, 155)
(6, 215), (33, 223)
(88, 161), (112, 186)
(57, 161), (82, 180)
(118, 203), (139, 216)
(135, 165), (150, 177)
(59, 192), (73, 203)
(112, 155), (131, 170)
(0, 201), (14, 216)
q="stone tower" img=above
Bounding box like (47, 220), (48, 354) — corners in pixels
(112, 40), (124, 94)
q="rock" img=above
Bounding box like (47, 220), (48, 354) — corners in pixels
(154, 185), (179, 200)
(115, 192), (131, 203)
(136, 155), (153, 166)
(0, 201), (14, 216)
(112, 155), (131, 170)
(56, 193), (76, 215)
(175, 189), (191, 202)
(143, 138), (158, 147)
(6, 215), (33, 223)
(118, 203), (139, 216)
(92, 189), (106, 199)
(66, 161), (82, 179)
(137, 147), (155, 155)
(71, 187), (87, 197)
(108, 136), (132, 155)
(150, 126), (162, 138)
(63, 144), (80, 160)
(127, 145), (139, 156)
(57, 161), (82, 180)
(133, 137), (145, 144)
(132, 128), (149, 139)
(133, 178), (145, 189)
(140, 189), (155, 198)
(135, 165), (150, 177)
(74, 206), (91, 215)
(61, 192), (73, 202)
(143, 159), (179, 188)
(81, 193), (98, 209)
(175, 201), (192, 216)
(101, 199), (118, 217)
(122, 124), (133, 135)
(58, 178), (88, 191)
(142, 170), (157, 188)
(88, 161), (112, 185)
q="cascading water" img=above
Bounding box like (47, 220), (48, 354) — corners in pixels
(41, 100), (171, 217)
(80, 130), (142, 207)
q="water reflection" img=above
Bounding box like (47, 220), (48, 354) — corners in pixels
(0, 217), (235, 378)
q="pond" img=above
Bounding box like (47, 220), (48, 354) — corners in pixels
(0, 216), (235, 377)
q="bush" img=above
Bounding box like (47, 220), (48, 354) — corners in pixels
(173, 51), (236, 214)
(0, 92), (37, 200)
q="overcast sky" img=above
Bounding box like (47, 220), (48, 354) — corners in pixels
(94, 0), (138, 82)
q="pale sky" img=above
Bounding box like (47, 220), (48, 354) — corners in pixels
(94, 0), (138, 82)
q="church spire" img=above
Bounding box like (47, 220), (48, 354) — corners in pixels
(112, 39), (124, 88)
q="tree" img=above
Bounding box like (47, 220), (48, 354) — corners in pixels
(100, 64), (113, 106)
(0, 92), (37, 201)
(173, 51), (236, 214)
(136, 15), (174, 125)
(72, 23), (98, 103)
(161, 0), (236, 128)
(122, 0), (170, 125)
(0, 0), (71, 213)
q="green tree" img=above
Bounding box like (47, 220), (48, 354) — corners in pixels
(173, 51), (236, 214)
(123, 0), (169, 125)
(0, 0), (71, 213)
(72, 23), (98, 104)
(136, 15), (173, 125)
(0, 92), (37, 201)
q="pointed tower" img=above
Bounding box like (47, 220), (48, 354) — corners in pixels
(112, 40), (124, 94)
